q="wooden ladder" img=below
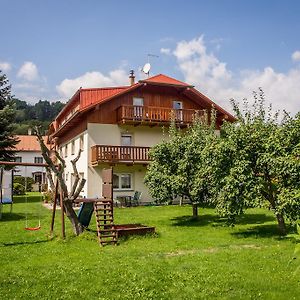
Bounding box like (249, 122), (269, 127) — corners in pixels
(94, 199), (117, 246)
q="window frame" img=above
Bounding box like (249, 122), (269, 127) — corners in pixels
(71, 140), (75, 155)
(34, 157), (43, 164)
(80, 135), (84, 151)
(65, 144), (68, 158)
(112, 173), (133, 191)
(15, 157), (22, 163)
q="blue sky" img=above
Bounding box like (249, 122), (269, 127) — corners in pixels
(1, 0), (300, 113)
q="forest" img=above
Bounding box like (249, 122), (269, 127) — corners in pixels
(10, 98), (65, 135)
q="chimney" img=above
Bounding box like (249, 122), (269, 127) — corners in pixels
(129, 70), (135, 85)
(28, 127), (32, 135)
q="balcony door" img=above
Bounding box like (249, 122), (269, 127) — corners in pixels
(133, 97), (144, 119)
(173, 101), (183, 121)
(121, 133), (132, 160)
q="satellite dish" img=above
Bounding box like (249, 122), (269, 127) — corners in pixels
(142, 63), (151, 75)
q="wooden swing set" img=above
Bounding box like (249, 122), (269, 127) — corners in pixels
(0, 161), (47, 230)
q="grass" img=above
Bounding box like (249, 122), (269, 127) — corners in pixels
(0, 193), (300, 299)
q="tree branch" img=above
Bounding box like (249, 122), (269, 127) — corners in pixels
(70, 149), (82, 197)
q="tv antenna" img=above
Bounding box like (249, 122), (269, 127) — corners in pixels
(141, 54), (159, 77)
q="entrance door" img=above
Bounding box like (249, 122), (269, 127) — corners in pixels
(133, 97), (144, 119)
(173, 101), (183, 121)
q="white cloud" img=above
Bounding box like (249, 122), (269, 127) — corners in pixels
(160, 48), (171, 55)
(56, 69), (129, 98)
(0, 61), (11, 72)
(17, 61), (39, 81)
(292, 50), (300, 62)
(172, 36), (300, 115)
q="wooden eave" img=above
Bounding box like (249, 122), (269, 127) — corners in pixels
(56, 88), (81, 120)
(51, 111), (83, 138)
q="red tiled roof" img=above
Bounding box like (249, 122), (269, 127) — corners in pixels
(139, 74), (192, 87)
(15, 135), (47, 152)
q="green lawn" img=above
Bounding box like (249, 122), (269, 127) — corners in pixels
(0, 194), (299, 299)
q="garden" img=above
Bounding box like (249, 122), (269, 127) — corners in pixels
(0, 194), (299, 299)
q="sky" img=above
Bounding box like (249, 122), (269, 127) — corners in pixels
(1, 0), (300, 114)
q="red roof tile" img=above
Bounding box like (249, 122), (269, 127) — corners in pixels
(15, 135), (47, 152)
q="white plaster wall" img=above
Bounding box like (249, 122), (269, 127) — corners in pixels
(86, 123), (166, 201)
(60, 123), (168, 201)
(59, 131), (89, 197)
(14, 151), (45, 178)
(88, 124), (166, 147)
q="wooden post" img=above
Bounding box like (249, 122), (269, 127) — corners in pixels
(60, 185), (66, 239)
(50, 179), (58, 237)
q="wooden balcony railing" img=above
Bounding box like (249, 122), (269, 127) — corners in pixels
(117, 105), (203, 125)
(91, 145), (150, 165)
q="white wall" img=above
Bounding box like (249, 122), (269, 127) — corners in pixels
(88, 123), (166, 147)
(59, 131), (89, 197)
(14, 151), (45, 179)
(86, 123), (165, 202)
(60, 123), (167, 201)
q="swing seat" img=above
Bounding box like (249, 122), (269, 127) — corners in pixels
(25, 226), (41, 231)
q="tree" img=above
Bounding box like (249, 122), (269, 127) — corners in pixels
(145, 111), (218, 217)
(214, 89), (300, 235)
(0, 70), (18, 161)
(35, 129), (86, 235)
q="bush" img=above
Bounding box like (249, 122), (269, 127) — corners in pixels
(13, 176), (34, 192)
(13, 183), (25, 195)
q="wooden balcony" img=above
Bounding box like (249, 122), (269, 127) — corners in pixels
(91, 145), (150, 166)
(117, 105), (203, 126)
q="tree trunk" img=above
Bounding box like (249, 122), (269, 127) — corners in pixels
(276, 213), (287, 236)
(192, 203), (198, 218)
(64, 200), (83, 236)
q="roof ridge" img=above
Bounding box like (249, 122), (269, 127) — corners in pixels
(140, 73), (190, 86)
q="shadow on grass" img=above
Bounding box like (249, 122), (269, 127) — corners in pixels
(171, 214), (223, 227)
(1, 239), (49, 247)
(171, 213), (274, 227)
(232, 223), (297, 239)
(0, 212), (26, 221)
(13, 195), (44, 203)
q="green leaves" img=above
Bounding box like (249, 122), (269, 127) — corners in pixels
(145, 110), (218, 210)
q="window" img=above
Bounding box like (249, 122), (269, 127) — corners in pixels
(80, 135), (84, 150)
(79, 172), (84, 193)
(121, 133), (132, 146)
(65, 144), (68, 157)
(15, 157), (22, 163)
(113, 173), (132, 190)
(133, 97), (144, 106)
(71, 140), (75, 155)
(34, 157), (43, 164)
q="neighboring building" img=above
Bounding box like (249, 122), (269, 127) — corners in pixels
(13, 135), (47, 185)
(48, 73), (235, 203)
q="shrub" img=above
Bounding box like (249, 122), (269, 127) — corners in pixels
(13, 176), (34, 192)
(13, 183), (25, 195)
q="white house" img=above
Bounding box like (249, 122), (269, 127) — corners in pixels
(13, 135), (47, 185)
